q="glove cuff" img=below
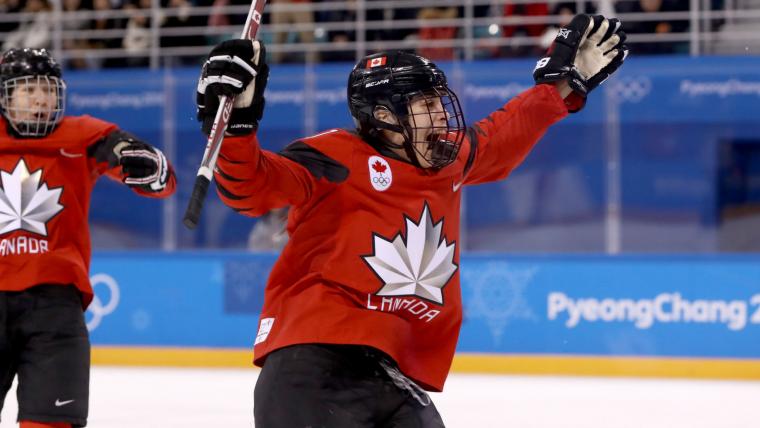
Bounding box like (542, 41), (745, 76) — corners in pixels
(534, 65), (573, 85)
(566, 69), (590, 97)
(564, 92), (586, 113)
(226, 106), (259, 136)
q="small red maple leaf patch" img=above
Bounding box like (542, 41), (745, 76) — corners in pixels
(372, 160), (387, 173)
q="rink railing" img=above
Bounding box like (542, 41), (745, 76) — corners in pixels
(0, 0), (753, 67)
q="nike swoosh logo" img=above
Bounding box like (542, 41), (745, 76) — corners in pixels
(304, 129), (340, 140)
(60, 148), (83, 158)
(452, 181), (463, 192)
(55, 399), (75, 407)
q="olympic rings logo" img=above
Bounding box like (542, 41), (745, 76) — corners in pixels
(86, 273), (120, 331)
(610, 77), (652, 103)
(368, 156), (392, 191)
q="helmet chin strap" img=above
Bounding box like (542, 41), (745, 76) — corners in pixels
(400, 123), (424, 169)
(368, 113), (425, 168)
(6, 116), (60, 138)
(368, 107), (404, 144)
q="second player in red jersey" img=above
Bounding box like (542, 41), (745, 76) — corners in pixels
(0, 48), (176, 428)
(197, 15), (628, 428)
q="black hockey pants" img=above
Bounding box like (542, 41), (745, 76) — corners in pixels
(254, 344), (446, 428)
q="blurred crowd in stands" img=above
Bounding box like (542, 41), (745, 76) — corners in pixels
(0, 0), (698, 68)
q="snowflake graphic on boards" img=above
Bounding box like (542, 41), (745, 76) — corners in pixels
(464, 263), (537, 345)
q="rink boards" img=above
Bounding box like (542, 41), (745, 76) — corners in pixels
(88, 252), (760, 379)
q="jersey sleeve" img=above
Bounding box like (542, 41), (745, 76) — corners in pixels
(81, 117), (120, 176)
(214, 134), (348, 217)
(462, 84), (569, 185)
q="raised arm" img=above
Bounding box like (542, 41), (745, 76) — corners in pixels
(464, 14), (628, 185)
(197, 39), (338, 216)
(462, 84), (569, 185)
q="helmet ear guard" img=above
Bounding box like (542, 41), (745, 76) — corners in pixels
(369, 105), (406, 148)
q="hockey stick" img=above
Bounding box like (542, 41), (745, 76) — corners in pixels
(183, 0), (267, 229)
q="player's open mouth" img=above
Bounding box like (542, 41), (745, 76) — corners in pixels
(425, 132), (442, 143)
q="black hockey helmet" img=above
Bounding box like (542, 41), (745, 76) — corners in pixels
(347, 51), (465, 169)
(0, 48), (66, 137)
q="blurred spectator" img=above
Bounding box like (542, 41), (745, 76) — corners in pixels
(205, 0), (230, 27)
(553, 2), (577, 25)
(365, 0), (391, 42)
(321, 32), (354, 62)
(537, 2), (576, 50)
(0, 0), (23, 34)
(160, 0), (206, 65)
(63, 0), (93, 69)
(618, 0), (690, 54)
(2, 0), (53, 51)
(317, 0), (356, 62)
(594, 0), (615, 17)
(122, 0), (152, 67)
(90, 0), (127, 68)
(416, 7), (458, 60)
(392, 4), (420, 41)
(202, 0), (251, 30)
(366, 1), (418, 42)
(500, 0), (550, 57)
(270, 0), (317, 63)
(470, 3), (502, 59)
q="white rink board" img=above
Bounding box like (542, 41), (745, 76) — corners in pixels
(1, 367), (759, 428)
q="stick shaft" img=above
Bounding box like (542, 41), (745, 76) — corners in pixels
(183, 0), (267, 230)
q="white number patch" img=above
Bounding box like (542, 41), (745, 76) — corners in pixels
(534, 57), (550, 72)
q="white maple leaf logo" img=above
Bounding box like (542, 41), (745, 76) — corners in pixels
(0, 159), (63, 236)
(363, 204), (457, 305)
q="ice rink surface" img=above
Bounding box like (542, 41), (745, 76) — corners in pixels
(2, 366), (759, 428)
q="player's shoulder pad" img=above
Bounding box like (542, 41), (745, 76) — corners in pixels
(297, 128), (356, 149)
(462, 126), (481, 177)
(278, 129), (351, 183)
(60, 115), (119, 147)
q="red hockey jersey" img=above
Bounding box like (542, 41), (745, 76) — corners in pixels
(0, 115), (176, 307)
(216, 85), (568, 391)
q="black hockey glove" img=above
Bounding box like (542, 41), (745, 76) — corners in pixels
(197, 39), (269, 136)
(574, 16), (629, 94)
(533, 14), (590, 89)
(119, 141), (170, 193)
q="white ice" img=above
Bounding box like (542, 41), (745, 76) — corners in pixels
(1, 367), (759, 427)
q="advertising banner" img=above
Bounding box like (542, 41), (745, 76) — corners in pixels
(88, 253), (760, 362)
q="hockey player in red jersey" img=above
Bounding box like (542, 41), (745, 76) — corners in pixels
(197, 15), (627, 427)
(0, 49), (176, 428)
